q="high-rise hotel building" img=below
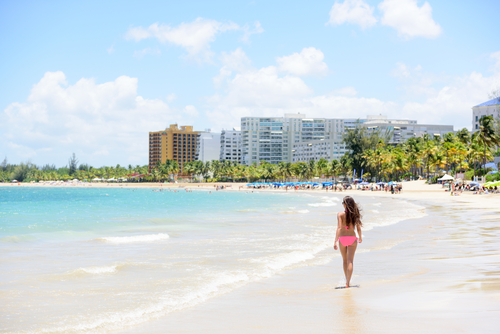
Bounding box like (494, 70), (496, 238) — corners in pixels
(149, 124), (203, 172)
(220, 127), (242, 163)
(241, 114), (454, 165)
(241, 114), (352, 165)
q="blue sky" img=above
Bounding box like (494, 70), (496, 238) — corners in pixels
(1, 0), (499, 167)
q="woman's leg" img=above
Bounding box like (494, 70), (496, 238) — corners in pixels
(339, 242), (348, 283)
(345, 241), (358, 287)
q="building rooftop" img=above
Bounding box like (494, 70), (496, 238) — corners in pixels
(473, 97), (500, 107)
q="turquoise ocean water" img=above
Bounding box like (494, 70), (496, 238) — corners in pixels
(0, 187), (425, 333)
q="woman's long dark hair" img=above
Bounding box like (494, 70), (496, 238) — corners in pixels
(343, 196), (363, 227)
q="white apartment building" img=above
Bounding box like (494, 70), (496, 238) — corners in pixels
(195, 131), (221, 162)
(220, 127), (242, 163)
(363, 115), (453, 143)
(241, 114), (455, 165)
(472, 98), (500, 131)
(292, 140), (332, 162)
(241, 114), (352, 165)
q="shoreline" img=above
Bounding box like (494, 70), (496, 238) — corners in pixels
(3, 179), (499, 211)
(117, 188), (500, 334)
(4, 181), (500, 333)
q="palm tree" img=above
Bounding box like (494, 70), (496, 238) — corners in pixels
(211, 160), (222, 180)
(202, 161), (212, 181)
(183, 161), (196, 180)
(329, 159), (341, 183)
(429, 150), (446, 177)
(391, 147), (407, 180)
(293, 162), (309, 180)
(422, 137), (436, 181)
(475, 115), (499, 177)
(316, 158), (328, 178)
(456, 128), (470, 146)
(468, 139), (483, 179)
(307, 159), (317, 179)
(151, 168), (161, 182)
(277, 162), (290, 181)
(339, 154), (352, 182)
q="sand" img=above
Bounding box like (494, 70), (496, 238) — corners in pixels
(3, 180), (500, 333)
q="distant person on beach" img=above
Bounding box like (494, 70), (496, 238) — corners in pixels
(334, 196), (363, 288)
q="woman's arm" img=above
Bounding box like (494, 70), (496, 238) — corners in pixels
(334, 212), (342, 250)
(357, 224), (362, 243)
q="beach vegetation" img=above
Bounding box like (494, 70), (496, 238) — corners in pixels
(2, 118), (499, 184)
(342, 123), (391, 177)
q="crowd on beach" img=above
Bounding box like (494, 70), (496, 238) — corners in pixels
(448, 182), (500, 196)
(245, 181), (404, 194)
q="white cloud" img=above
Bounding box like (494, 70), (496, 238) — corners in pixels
(388, 55), (500, 128)
(276, 47), (328, 76)
(379, 0), (442, 39)
(133, 47), (161, 59)
(0, 71), (186, 166)
(207, 65), (312, 129)
(183, 105), (199, 117)
(166, 93), (177, 102)
(327, 0), (377, 29)
(214, 48), (252, 86)
(107, 45), (115, 54)
(207, 51), (500, 132)
(391, 62), (451, 98)
(399, 70), (500, 128)
(391, 62), (411, 78)
(125, 18), (239, 61)
(331, 86), (358, 96)
(491, 51), (500, 72)
(241, 21), (264, 42)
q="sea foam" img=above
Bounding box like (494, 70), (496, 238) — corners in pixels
(73, 265), (118, 275)
(96, 233), (170, 244)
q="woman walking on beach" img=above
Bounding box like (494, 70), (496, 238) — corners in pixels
(334, 196), (363, 288)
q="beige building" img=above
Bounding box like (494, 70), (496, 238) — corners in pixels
(149, 124), (203, 172)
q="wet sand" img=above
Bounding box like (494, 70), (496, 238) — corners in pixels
(120, 195), (500, 333)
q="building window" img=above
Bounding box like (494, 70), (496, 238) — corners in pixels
(475, 124), (478, 129)
(475, 116), (478, 122)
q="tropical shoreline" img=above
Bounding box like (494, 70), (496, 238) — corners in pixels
(116, 184), (500, 334)
(2, 180), (499, 333)
(2, 179), (499, 210)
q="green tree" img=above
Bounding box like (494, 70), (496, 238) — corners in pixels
(475, 115), (499, 175)
(343, 123), (391, 178)
(68, 153), (78, 176)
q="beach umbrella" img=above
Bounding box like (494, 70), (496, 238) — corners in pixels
(438, 174), (454, 181)
(377, 182), (386, 185)
(360, 181), (370, 185)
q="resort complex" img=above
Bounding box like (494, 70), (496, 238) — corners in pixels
(150, 114), (456, 170)
(240, 114), (454, 165)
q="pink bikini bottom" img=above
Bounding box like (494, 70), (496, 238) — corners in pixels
(339, 236), (358, 246)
